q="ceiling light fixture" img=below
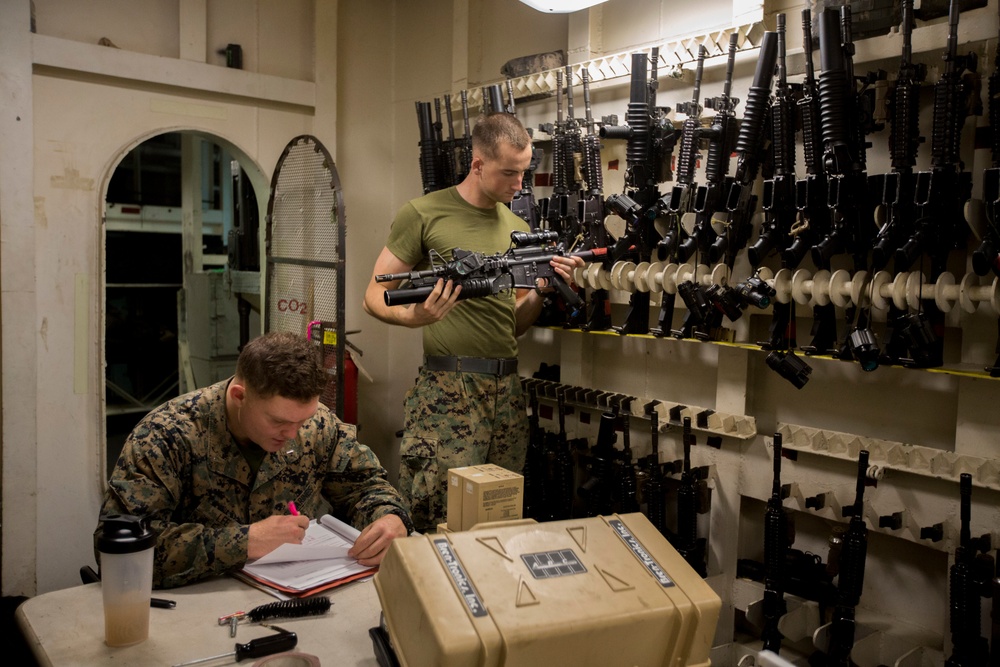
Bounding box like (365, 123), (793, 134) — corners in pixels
(518, 0), (608, 13)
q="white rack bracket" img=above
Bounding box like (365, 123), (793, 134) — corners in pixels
(451, 20), (768, 111)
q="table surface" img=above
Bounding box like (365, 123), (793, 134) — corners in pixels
(16, 576), (384, 666)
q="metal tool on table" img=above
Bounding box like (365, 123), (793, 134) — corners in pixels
(171, 627), (298, 666)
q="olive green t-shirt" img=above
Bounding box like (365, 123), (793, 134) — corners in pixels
(386, 187), (530, 358)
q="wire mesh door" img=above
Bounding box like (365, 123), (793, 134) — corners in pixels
(264, 135), (346, 418)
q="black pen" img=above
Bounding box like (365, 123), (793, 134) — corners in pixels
(83, 566), (174, 608)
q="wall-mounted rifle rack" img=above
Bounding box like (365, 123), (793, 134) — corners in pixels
(449, 20), (768, 113)
(520, 376), (757, 442)
(777, 421), (1000, 493)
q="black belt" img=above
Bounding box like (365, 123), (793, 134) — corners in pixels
(424, 355), (518, 376)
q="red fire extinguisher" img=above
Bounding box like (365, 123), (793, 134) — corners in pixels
(307, 321), (361, 425)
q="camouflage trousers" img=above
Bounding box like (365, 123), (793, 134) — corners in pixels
(397, 368), (528, 532)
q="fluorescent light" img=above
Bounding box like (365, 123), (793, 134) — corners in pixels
(519, 0), (608, 13)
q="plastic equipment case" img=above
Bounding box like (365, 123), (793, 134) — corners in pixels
(371, 513), (721, 667)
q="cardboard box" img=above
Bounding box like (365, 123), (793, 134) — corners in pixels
(374, 512), (722, 667)
(447, 464), (524, 531)
(446, 468), (467, 531)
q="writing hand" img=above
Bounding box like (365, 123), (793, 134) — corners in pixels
(348, 514), (407, 566)
(247, 514), (310, 560)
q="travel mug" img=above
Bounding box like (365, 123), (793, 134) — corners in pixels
(97, 514), (156, 647)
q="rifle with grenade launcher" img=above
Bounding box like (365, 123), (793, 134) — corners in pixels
(415, 101), (441, 194)
(434, 98), (456, 187)
(806, 6), (878, 361)
(376, 230), (607, 314)
(458, 90), (473, 180)
(749, 14), (798, 271)
(600, 47), (677, 334)
(752, 14), (800, 353)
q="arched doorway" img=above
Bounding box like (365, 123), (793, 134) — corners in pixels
(101, 131), (267, 477)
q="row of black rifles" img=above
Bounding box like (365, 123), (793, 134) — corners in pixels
(521, 380), (998, 665)
(413, 0), (1000, 384)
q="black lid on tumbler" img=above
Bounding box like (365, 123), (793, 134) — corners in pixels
(97, 514), (156, 554)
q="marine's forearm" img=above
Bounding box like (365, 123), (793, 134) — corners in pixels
(152, 521), (248, 589)
(515, 288), (543, 336)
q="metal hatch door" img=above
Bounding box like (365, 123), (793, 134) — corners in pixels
(264, 135), (346, 418)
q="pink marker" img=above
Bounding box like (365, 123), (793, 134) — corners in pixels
(288, 501), (299, 516)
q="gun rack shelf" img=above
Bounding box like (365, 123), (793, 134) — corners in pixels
(520, 376), (757, 442)
(732, 578), (946, 666)
(776, 421), (1000, 492)
(448, 1), (999, 114)
(448, 20), (767, 113)
(743, 427), (1000, 562)
(543, 323), (1000, 383)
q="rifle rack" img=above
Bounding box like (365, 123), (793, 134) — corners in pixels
(446, 20), (767, 115)
(776, 421), (1000, 493)
(572, 260), (1000, 319)
(520, 376), (756, 442)
(734, 575), (946, 667)
(558, 255), (1000, 381)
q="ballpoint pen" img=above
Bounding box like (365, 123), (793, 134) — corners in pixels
(288, 501), (299, 516)
(81, 564), (175, 609)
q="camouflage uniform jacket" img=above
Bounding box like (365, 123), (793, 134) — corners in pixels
(98, 379), (411, 589)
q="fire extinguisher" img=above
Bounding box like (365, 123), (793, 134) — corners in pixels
(307, 321), (361, 425)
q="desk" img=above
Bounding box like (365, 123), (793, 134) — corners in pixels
(16, 577), (383, 666)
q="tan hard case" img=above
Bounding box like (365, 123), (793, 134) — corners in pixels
(373, 512), (721, 667)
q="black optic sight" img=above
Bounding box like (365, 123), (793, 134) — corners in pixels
(766, 350), (812, 389)
(848, 328), (880, 372)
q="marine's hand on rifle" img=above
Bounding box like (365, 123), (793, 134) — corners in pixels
(538, 254), (585, 292)
(364, 246), (464, 328)
(409, 278), (462, 326)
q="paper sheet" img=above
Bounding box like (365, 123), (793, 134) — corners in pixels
(241, 515), (372, 591)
